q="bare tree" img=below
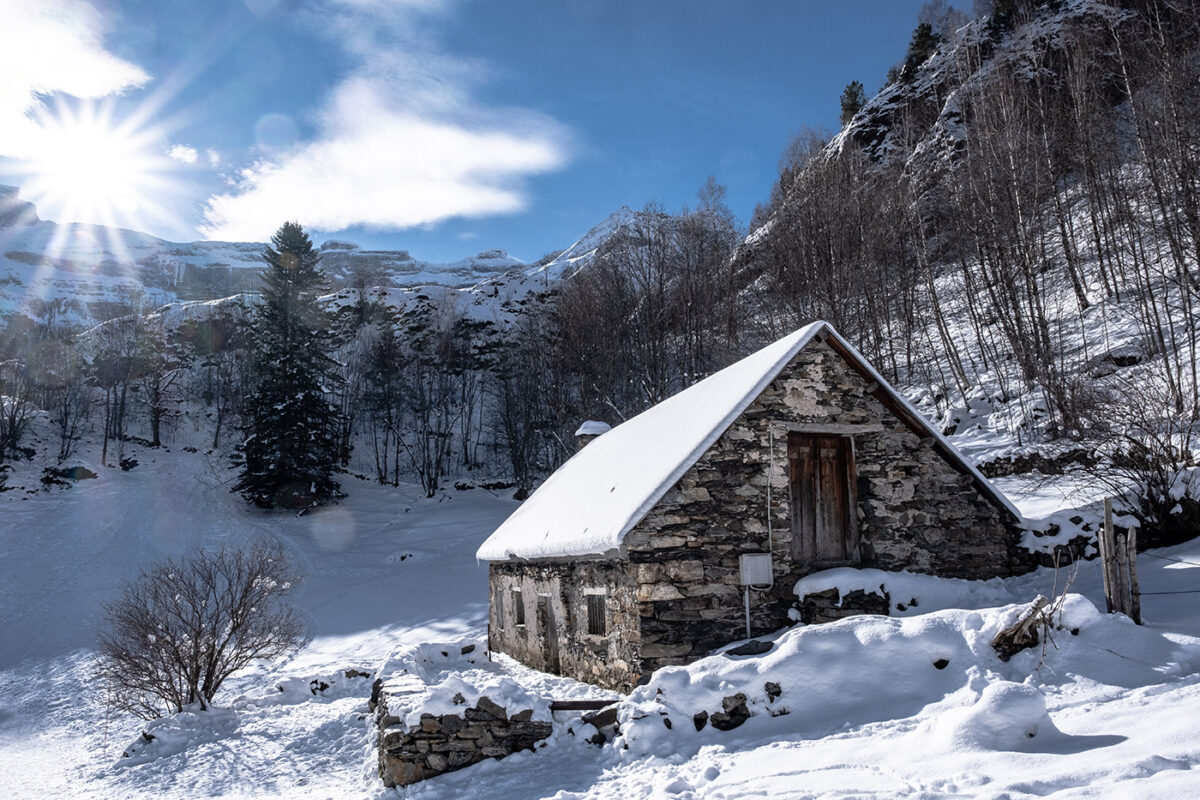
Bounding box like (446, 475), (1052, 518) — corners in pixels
(97, 542), (305, 720)
(0, 356), (36, 460)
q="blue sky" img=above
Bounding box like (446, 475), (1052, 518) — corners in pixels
(1, 0), (942, 262)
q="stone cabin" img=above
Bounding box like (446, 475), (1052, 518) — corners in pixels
(475, 322), (1026, 692)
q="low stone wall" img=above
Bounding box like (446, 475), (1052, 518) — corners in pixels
(375, 688), (551, 787)
(795, 587), (890, 624)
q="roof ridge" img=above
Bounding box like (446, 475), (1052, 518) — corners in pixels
(476, 321), (1018, 563)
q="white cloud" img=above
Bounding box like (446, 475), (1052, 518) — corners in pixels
(167, 144), (198, 164)
(199, 1), (570, 241)
(206, 148), (222, 167)
(0, 0), (149, 158)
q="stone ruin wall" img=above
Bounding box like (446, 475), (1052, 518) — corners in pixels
(375, 688), (551, 787)
(487, 560), (641, 692)
(621, 337), (1025, 675)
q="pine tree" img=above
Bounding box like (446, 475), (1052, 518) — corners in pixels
(237, 222), (342, 509)
(839, 81), (867, 125)
(902, 22), (941, 80)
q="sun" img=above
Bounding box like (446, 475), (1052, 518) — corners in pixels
(21, 99), (167, 230)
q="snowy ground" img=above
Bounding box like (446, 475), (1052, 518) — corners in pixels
(2, 438), (1200, 798)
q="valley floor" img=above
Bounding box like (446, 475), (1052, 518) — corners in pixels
(1, 439), (1199, 799)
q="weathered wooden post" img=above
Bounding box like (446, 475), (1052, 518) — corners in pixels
(1127, 523), (1142, 625)
(1098, 497), (1141, 624)
(1099, 498), (1117, 614)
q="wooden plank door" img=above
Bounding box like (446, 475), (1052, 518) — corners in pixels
(788, 433), (859, 564)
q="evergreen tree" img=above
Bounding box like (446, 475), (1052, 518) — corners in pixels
(902, 22), (941, 80)
(839, 80), (867, 125)
(237, 222), (342, 509)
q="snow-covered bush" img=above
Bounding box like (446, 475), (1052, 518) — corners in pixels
(1089, 374), (1200, 547)
(97, 541), (306, 719)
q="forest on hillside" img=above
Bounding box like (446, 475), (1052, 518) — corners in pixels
(1, 0), (1198, 522)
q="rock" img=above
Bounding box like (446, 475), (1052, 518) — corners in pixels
(510, 709), (534, 723)
(726, 640), (773, 657)
(640, 642), (692, 659)
(710, 693), (751, 731)
(764, 681), (782, 701)
(638, 583), (684, 602)
(457, 725), (486, 740)
(693, 710), (709, 731)
(581, 705), (618, 730)
(381, 758), (424, 787)
(667, 560), (705, 582)
(475, 696), (508, 721)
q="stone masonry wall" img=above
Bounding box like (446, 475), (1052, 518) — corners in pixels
(488, 560), (641, 692)
(376, 689), (551, 787)
(622, 337), (1025, 675)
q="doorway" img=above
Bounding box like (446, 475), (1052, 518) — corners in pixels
(788, 433), (860, 565)
(538, 593), (561, 674)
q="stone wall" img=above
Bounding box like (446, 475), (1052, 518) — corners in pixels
(376, 690), (551, 787)
(795, 587), (890, 624)
(621, 336), (1025, 675)
(488, 560), (642, 692)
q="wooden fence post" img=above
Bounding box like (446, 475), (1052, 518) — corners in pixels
(1099, 498), (1117, 614)
(1099, 497), (1141, 624)
(1127, 523), (1141, 625)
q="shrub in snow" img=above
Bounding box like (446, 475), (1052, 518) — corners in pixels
(97, 541), (306, 719)
(1085, 374), (1200, 548)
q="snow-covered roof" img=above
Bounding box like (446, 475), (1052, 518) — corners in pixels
(476, 321), (1020, 562)
(574, 420), (612, 437)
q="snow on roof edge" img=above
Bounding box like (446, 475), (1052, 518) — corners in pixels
(476, 323), (825, 562)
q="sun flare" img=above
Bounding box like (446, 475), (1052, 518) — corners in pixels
(22, 101), (166, 229)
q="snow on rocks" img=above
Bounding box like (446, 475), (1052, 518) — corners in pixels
(793, 567), (1023, 618)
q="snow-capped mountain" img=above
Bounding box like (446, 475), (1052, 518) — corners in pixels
(0, 186), (532, 326)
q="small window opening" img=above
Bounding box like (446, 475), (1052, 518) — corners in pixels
(586, 592), (606, 636)
(513, 588), (525, 626)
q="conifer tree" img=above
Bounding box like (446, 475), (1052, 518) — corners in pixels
(839, 81), (867, 125)
(902, 22), (941, 80)
(237, 222), (342, 509)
